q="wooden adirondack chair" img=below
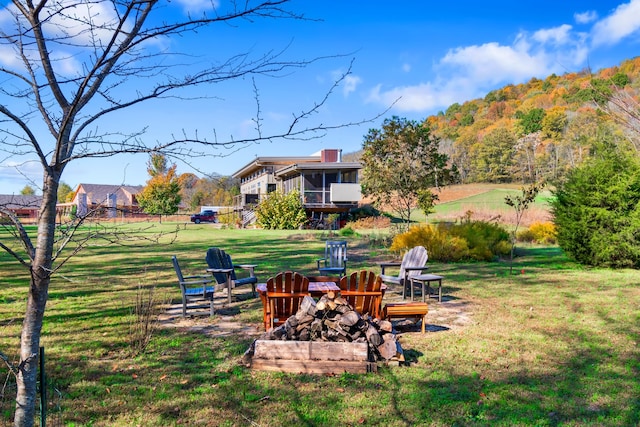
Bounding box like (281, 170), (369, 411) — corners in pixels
(205, 247), (257, 304)
(379, 246), (429, 299)
(316, 240), (348, 277)
(339, 270), (385, 319)
(172, 255), (217, 317)
(264, 271), (310, 330)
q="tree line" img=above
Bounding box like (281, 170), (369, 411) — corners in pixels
(136, 153), (240, 215)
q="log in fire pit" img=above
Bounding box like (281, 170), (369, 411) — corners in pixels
(243, 292), (403, 374)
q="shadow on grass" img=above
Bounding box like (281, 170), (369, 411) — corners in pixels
(5, 227), (640, 425)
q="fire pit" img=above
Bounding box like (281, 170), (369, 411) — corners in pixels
(243, 292), (403, 374)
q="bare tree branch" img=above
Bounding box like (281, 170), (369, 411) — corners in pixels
(0, 207), (34, 265)
(0, 2), (385, 423)
(604, 88), (640, 152)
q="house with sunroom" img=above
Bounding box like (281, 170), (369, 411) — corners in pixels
(231, 149), (362, 228)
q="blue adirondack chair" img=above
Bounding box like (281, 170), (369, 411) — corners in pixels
(316, 240), (348, 277)
(205, 247), (258, 304)
(172, 255), (217, 317)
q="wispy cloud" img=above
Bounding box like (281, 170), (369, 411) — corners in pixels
(0, 0), (175, 76)
(532, 24), (574, 45)
(368, 24), (587, 113)
(331, 70), (362, 97)
(342, 74), (362, 97)
(0, 160), (43, 192)
(591, 0), (640, 46)
(367, 1), (639, 114)
(575, 10), (598, 24)
(367, 80), (467, 113)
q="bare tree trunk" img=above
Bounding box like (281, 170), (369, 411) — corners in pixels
(1, 3), (373, 424)
(14, 174), (58, 427)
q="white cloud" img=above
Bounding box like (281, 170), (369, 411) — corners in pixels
(574, 10), (598, 24)
(367, 80), (469, 112)
(0, 160), (43, 193)
(0, 7), (13, 24)
(591, 0), (640, 46)
(41, 1), (125, 46)
(0, 45), (20, 67)
(402, 63), (411, 72)
(342, 74), (362, 97)
(367, 23), (590, 113)
(0, 1), (136, 76)
(440, 42), (550, 85)
(49, 51), (82, 76)
(532, 24), (573, 45)
(331, 70), (362, 97)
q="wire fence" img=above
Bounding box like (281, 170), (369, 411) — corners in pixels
(1, 347), (63, 427)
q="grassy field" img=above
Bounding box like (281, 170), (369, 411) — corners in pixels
(411, 184), (554, 226)
(1, 222), (640, 426)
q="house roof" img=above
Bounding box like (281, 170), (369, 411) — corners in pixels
(0, 194), (43, 210)
(231, 155), (322, 179)
(74, 184), (143, 206)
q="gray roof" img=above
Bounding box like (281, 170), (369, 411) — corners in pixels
(75, 184), (143, 206)
(0, 194), (43, 210)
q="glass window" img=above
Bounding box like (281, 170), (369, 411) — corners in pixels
(325, 172), (338, 186)
(341, 170), (357, 183)
(304, 172), (323, 191)
(304, 191), (323, 204)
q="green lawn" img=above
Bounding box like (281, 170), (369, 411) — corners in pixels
(432, 189), (552, 216)
(407, 188), (554, 225)
(1, 224), (640, 426)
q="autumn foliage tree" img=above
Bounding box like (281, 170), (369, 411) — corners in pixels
(361, 116), (457, 229)
(137, 154), (182, 219)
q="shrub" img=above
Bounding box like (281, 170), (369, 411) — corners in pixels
(446, 220), (510, 261)
(349, 204), (381, 220)
(129, 283), (166, 357)
(338, 226), (357, 237)
(517, 228), (535, 243)
(390, 220), (510, 262)
(387, 223), (469, 262)
(254, 190), (307, 230)
(518, 221), (556, 244)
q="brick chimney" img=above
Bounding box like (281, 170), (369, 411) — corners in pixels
(321, 149), (341, 162)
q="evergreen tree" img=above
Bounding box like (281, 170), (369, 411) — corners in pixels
(552, 138), (640, 268)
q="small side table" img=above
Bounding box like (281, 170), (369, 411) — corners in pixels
(383, 302), (429, 334)
(409, 274), (444, 302)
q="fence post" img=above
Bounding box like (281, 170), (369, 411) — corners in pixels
(39, 346), (46, 427)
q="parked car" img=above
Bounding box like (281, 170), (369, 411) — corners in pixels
(190, 210), (218, 224)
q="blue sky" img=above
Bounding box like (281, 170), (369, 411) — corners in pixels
(1, 0), (640, 195)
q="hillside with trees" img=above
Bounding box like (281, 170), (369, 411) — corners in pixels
(429, 56), (640, 184)
(347, 57), (640, 185)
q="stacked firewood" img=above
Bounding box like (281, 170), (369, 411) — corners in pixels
(257, 292), (399, 362)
